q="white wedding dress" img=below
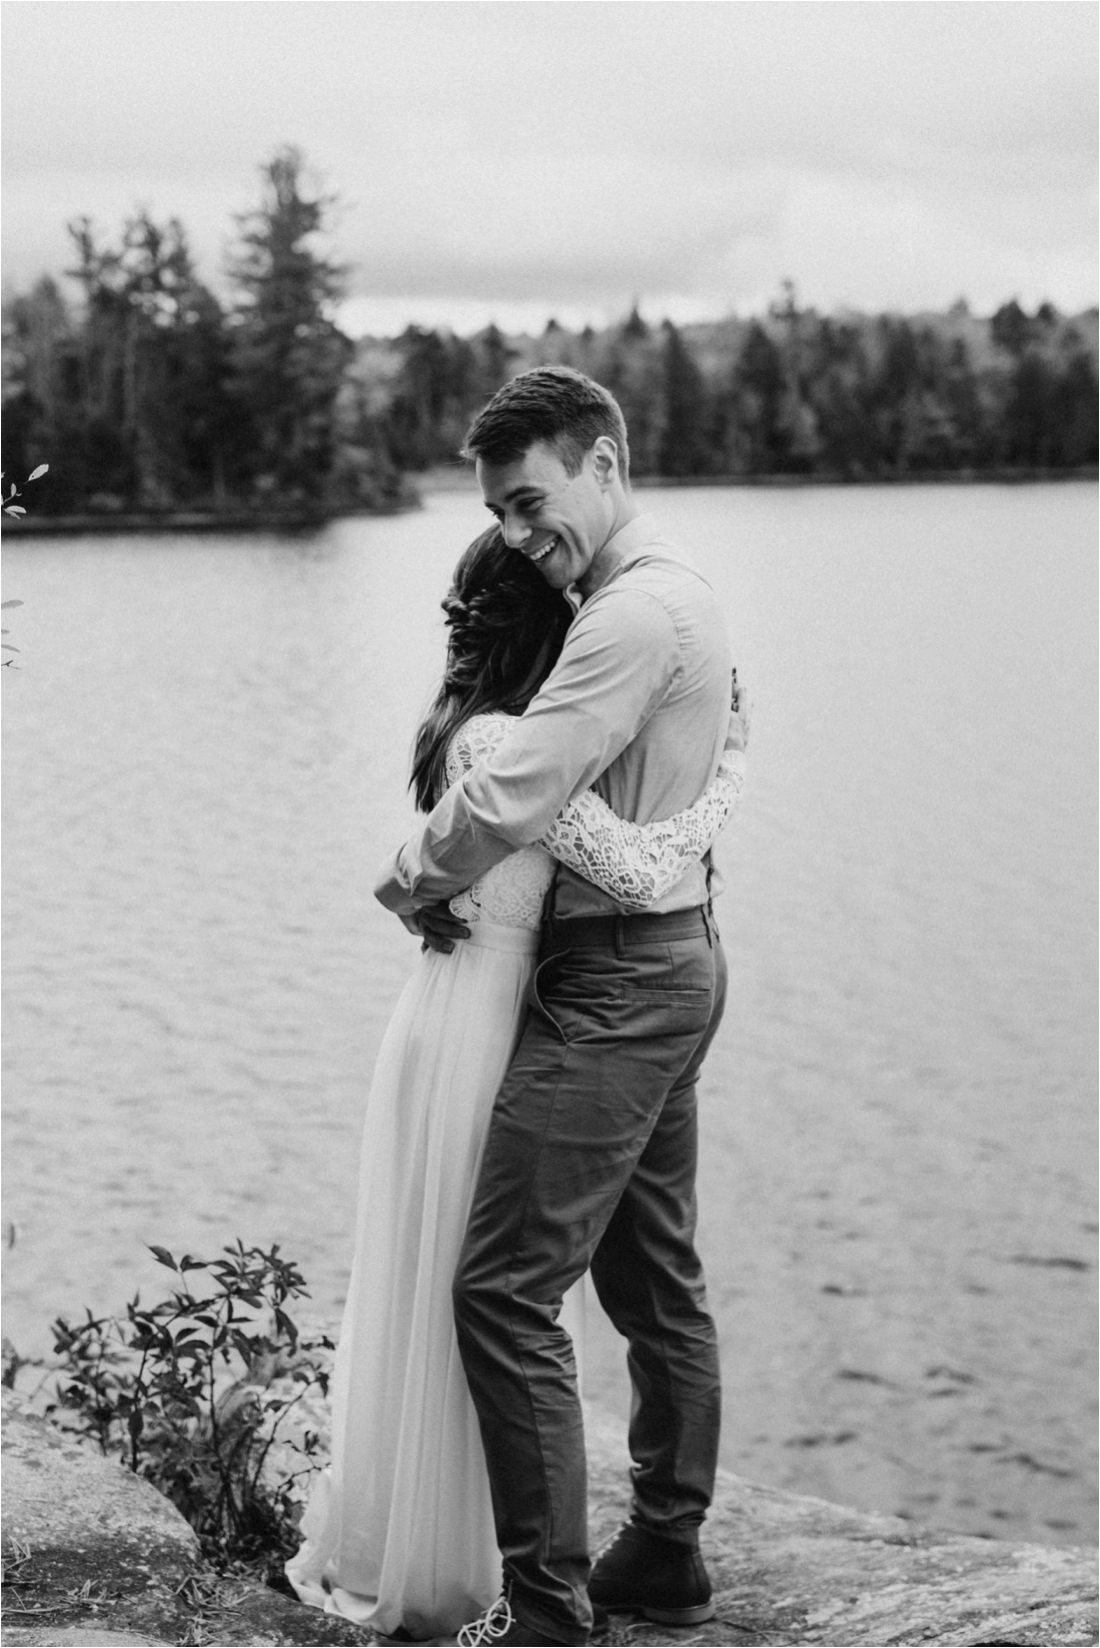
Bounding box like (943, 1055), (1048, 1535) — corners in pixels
(286, 714), (743, 1641)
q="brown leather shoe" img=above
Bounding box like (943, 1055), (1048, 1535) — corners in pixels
(588, 1521), (715, 1626)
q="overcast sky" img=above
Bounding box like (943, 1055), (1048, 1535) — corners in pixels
(3, 1), (1096, 336)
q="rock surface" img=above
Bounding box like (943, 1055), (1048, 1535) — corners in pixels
(2, 1632), (167, 1647)
(0, 1393), (372, 1646)
(1, 1391), (199, 1645)
(586, 1408), (1098, 1646)
(2, 1394), (1096, 1646)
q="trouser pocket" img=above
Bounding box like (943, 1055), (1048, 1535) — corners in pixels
(529, 949), (572, 1044)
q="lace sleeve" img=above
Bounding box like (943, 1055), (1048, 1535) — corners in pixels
(444, 715), (511, 786)
(539, 748), (745, 911)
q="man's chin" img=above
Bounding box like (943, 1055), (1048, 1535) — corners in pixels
(540, 566), (574, 590)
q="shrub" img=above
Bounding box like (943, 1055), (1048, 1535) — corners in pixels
(46, 1241), (333, 1577)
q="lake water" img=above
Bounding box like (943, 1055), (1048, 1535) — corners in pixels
(3, 483), (1096, 1548)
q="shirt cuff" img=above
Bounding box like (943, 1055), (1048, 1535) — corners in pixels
(373, 848), (421, 916)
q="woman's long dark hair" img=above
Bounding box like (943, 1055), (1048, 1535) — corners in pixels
(410, 527), (573, 812)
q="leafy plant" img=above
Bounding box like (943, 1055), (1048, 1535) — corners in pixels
(47, 1242), (333, 1575)
(2, 463), (47, 668)
(3, 461), (49, 520)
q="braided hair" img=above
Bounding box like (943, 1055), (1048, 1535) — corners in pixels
(410, 526), (573, 812)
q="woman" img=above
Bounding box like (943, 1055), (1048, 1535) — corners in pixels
(287, 528), (746, 1643)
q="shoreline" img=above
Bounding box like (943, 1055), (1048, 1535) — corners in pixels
(414, 463), (1099, 493)
(638, 464), (1100, 487)
(2, 467), (1095, 536)
(0, 501), (419, 538)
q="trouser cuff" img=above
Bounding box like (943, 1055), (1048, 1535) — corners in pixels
(629, 1512), (703, 1549)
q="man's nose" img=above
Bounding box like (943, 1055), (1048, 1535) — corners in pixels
(502, 515), (530, 551)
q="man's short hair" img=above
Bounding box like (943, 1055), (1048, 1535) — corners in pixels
(462, 366), (631, 481)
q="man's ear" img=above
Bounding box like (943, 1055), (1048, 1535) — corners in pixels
(590, 436), (619, 486)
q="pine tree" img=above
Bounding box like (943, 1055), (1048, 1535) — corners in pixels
(386, 327), (476, 469)
(731, 322), (784, 473)
(2, 277), (73, 507)
(658, 321), (709, 477)
(228, 147), (352, 505)
(473, 323), (516, 404)
(595, 310), (665, 475)
(63, 212), (230, 508)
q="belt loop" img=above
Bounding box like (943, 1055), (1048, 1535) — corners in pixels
(614, 914), (625, 959)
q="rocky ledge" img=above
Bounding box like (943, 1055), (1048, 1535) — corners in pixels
(2, 1394), (1095, 1647)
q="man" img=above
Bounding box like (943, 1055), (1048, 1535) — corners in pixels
(375, 367), (735, 1647)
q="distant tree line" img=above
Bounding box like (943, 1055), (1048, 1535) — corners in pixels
(3, 153), (1096, 519)
(374, 285), (1097, 483)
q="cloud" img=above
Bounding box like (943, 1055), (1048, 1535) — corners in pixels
(2, 1), (1096, 326)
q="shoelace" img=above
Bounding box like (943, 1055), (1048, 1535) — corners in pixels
(456, 1594), (515, 1644)
(593, 1524), (629, 1561)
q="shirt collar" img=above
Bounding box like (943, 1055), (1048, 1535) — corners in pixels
(574, 513), (663, 603)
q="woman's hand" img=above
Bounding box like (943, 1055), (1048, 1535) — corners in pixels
(414, 901), (471, 954)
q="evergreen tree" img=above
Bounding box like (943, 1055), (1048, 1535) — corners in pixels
(533, 318), (575, 370)
(472, 323), (515, 404)
(386, 327), (477, 469)
(1048, 340), (1098, 469)
(228, 147), (352, 504)
(991, 299), (1033, 356)
(61, 212), (230, 508)
(658, 321), (708, 477)
(1003, 349), (1057, 466)
(804, 317), (871, 478)
(2, 277), (73, 507)
(621, 302), (649, 342)
(867, 316), (922, 473)
(937, 335), (986, 471)
(595, 310), (665, 475)
(730, 321), (785, 472)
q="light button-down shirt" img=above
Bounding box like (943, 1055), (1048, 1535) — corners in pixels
(375, 513), (732, 920)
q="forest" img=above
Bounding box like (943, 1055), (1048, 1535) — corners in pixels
(3, 149), (1097, 519)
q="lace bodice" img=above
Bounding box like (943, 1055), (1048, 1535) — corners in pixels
(445, 714), (744, 931)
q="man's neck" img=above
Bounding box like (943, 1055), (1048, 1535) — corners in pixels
(577, 493), (643, 599)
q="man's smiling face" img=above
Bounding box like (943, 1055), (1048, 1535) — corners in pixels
(476, 439), (613, 592)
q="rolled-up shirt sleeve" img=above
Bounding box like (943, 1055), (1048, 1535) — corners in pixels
(374, 586), (679, 914)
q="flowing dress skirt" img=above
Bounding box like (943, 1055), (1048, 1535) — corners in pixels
(287, 921), (584, 1641)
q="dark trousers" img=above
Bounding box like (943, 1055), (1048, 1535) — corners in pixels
(453, 907), (727, 1643)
